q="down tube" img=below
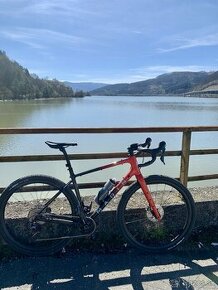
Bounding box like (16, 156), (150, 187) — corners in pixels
(91, 157), (138, 218)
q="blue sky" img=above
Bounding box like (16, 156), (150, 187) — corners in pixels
(0, 0), (218, 83)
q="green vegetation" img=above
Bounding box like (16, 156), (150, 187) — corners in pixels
(0, 51), (85, 100)
(91, 71), (218, 96)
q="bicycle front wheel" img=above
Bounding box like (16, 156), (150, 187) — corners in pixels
(117, 175), (195, 253)
(0, 175), (78, 256)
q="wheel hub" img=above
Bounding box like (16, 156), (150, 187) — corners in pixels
(146, 205), (164, 222)
(28, 205), (51, 224)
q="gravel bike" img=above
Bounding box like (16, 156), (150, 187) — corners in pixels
(0, 138), (196, 256)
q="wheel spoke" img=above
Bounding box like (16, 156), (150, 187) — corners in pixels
(0, 176), (77, 256)
(117, 175), (195, 252)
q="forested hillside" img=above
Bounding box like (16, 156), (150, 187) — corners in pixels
(196, 71), (218, 91)
(91, 71), (218, 96)
(0, 51), (78, 100)
(92, 72), (211, 95)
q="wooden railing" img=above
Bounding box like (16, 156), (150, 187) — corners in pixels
(0, 126), (217, 191)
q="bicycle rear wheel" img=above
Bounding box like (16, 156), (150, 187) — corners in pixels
(117, 175), (195, 253)
(0, 175), (78, 256)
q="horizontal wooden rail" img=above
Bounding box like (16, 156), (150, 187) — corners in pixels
(0, 126), (217, 188)
(1, 174), (218, 193)
(188, 174), (218, 182)
(0, 126), (217, 135)
(0, 149), (217, 163)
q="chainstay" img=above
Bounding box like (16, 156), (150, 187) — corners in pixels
(35, 217), (97, 241)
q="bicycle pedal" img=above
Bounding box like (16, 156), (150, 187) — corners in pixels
(83, 202), (92, 213)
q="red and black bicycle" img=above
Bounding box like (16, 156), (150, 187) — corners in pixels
(0, 138), (196, 256)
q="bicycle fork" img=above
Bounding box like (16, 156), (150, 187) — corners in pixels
(127, 155), (162, 221)
(136, 173), (161, 221)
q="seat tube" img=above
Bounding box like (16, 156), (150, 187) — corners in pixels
(136, 173), (161, 221)
(61, 148), (83, 206)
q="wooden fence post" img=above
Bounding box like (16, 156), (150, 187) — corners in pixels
(180, 130), (192, 187)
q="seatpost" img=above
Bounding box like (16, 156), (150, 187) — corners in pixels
(60, 147), (75, 179)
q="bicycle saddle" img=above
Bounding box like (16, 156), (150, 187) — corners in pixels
(45, 141), (78, 149)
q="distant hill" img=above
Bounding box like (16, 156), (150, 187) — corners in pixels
(91, 71), (218, 96)
(196, 71), (218, 91)
(185, 71), (218, 97)
(0, 51), (80, 100)
(64, 82), (109, 92)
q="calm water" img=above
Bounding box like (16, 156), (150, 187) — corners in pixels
(0, 96), (217, 190)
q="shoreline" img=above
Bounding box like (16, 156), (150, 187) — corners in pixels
(0, 96), (82, 102)
(1, 94), (218, 102)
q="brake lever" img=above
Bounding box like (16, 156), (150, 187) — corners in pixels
(141, 137), (152, 148)
(160, 155), (165, 165)
(159, 141), (166, 165)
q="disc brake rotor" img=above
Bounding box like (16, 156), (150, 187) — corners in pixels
(146, 205), (164, 222)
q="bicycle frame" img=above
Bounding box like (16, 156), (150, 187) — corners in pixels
(68, 154), (161, 221)
(0, 140), (195, 254)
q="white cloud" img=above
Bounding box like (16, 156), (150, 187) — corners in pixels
(18, 0), (99, 18)
(158, 33), (218, 53)
(0, 27), (85, 49)
(104, 65), (217, 84)
(127, 65), (217, 82)
(65, 65), (217, 84)
(135, 65), (214, 74)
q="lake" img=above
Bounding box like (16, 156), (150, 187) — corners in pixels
(0, 96), (217, 191)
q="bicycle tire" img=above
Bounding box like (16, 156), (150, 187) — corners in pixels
(117, 175), (195, 253)
(0, 175), (78, 256)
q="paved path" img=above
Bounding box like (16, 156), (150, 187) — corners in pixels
(0, 247), (217, 290)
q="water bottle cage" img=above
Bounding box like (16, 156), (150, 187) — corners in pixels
(94, 179), (116, 205)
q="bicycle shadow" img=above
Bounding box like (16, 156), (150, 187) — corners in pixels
(0, 247), (217, 290)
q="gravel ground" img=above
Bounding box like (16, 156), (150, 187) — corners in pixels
(189, 186), (218, 202)
(1, 184), (217, 221)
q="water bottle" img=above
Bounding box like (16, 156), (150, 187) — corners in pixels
(95, 178), (116, 204)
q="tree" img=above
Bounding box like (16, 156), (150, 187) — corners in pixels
(0, 51), (84, 100)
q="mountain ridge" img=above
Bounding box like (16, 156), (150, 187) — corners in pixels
(1, 50), (217, 99)
(91, 71), (218, 96)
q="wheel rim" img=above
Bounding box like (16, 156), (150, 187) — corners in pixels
(2, 179), (74, 253)
(122, 181), (191, 250)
